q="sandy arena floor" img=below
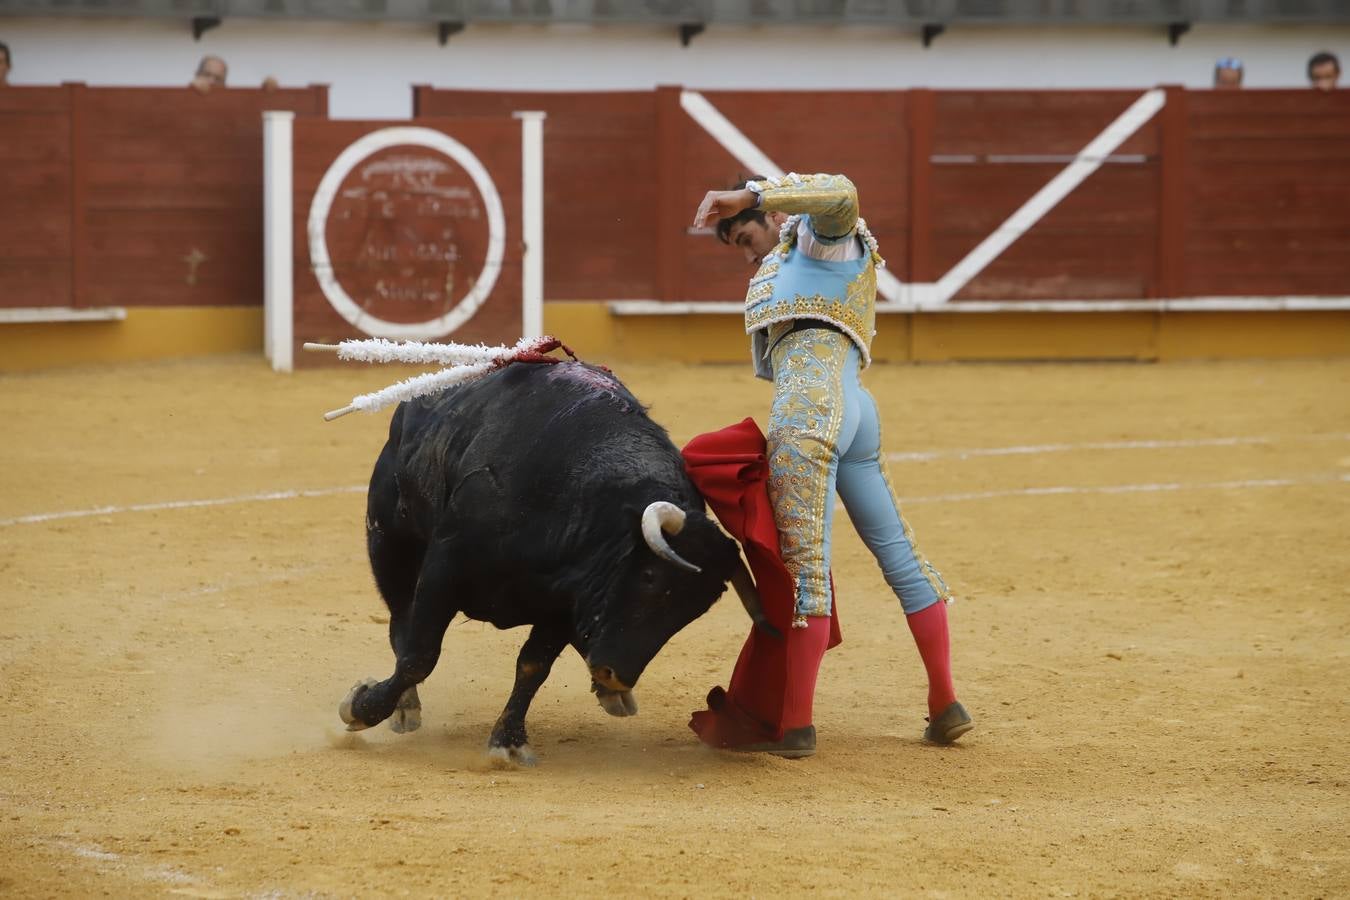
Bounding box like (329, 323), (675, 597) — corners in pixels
(1, 353), (1348, 898)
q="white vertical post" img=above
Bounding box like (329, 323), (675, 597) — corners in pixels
(263, 110), (296, 373)
(514, 111), (546, 339)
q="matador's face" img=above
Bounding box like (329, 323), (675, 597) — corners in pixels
(725, 212), (789, 266)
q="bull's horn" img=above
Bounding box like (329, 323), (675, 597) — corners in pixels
(640, 501), (702, 574)
(730, 558), (783, 640)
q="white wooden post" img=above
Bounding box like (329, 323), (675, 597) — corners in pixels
(263, 110), (295, 372)
(514, 111), (546, 340)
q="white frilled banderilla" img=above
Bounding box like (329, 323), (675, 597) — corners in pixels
(303, 335), (580, 421)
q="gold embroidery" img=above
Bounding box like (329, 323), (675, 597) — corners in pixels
(746, 282), (774, 304)
(744, 295), (873, 362)
(765, 329), (852, 617)
(749, 260), (780, 285)
(845, 265), (878, 342)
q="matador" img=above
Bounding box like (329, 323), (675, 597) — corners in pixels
(693, 173), (973, 753)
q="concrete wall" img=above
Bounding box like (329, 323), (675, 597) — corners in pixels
(2, 17), (1347, 118)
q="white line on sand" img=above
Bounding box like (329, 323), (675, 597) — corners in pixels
(5, 469), (1347, 529)
(4, 433), (1346, 527)
(893, 473), (1349, 505)
(887, 433), (1350, 462)
(0, 485), (365, 528)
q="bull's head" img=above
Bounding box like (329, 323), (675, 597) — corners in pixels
(585, 500), (774, 693)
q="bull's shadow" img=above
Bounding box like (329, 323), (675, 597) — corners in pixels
(335, 360), (769, 766)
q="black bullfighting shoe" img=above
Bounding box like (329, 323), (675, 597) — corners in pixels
(731, 725), (817, 759)
(923, 702), (974, 744)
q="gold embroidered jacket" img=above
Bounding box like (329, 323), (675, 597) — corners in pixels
(742, 173), (883, 380)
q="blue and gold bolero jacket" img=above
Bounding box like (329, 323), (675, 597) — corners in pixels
(742, 172), (885, 381)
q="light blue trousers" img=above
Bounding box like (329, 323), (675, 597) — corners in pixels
(766, 328), (951, 619)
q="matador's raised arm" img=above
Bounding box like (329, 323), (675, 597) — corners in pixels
(745, 173), (859, 241)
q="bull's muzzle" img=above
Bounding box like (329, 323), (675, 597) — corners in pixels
(589, 665), (632, 693)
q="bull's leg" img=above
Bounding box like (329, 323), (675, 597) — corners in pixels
(571, 643), (639, 718)
(487, 622), (571, 767)
(340, 551), (456, 732)
(363, 456), (428, 734)
(373, 534), (427, 734)
(370, 535), (427, 733)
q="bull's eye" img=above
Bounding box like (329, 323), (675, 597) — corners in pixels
(640, 568), (657, 588)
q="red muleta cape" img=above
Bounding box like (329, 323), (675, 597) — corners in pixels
(682, 417), (841, 747)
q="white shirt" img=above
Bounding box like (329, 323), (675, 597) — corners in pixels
(794, 218), (864, 262)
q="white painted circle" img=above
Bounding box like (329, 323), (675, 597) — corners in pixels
(307, 126), (506, 340)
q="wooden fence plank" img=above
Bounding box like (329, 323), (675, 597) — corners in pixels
(655, 85), (686, 303)
(1156, 85), (1188, 299)
(909, 88), (935, 285)
(69, 83), (88, 307)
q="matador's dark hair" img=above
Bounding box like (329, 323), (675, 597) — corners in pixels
(715, 175), (768, 245)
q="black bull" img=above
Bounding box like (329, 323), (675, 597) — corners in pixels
(338, 359), (769, 764)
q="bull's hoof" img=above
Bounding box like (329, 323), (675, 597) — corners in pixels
(487, 743), (537, 767)
(338, 678), (379, 731)
(596, 689), (639, 718)
(389, 685), (422, 734)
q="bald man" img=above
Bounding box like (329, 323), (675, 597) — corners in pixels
(191, 55), (228, 94)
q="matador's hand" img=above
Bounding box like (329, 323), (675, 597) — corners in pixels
(692, 189), (758, 229)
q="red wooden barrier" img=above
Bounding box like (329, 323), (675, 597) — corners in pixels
(0, 84), (327, 311)
(414, 86), (657, 301)
(1183, 90), (1350, 297)
(417, 85), (1350, 307)
(0, 87), (73, 310)
(930, 90), (1159, 301)
(4, 84), (1346, 316)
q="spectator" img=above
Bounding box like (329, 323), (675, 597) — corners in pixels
(191, 55), (228, 93)
(1213, 57), (1243, 90)
(261, 76), (280, 91)
(1307, 51), (1340, 90)
(0, 42), (11, 87)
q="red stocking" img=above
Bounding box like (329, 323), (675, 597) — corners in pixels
(905, 600), (957, 719)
